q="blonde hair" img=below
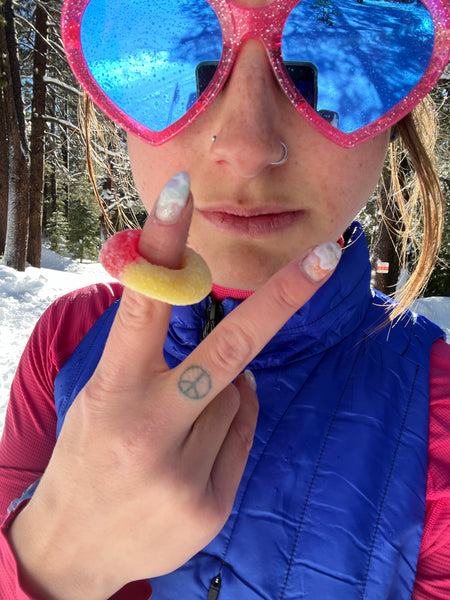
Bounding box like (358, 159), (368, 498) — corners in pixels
(81, 95), (141, 234)
(379, 96), (444, 321)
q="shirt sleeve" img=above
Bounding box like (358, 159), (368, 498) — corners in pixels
(0, 504), (34, 599)
(413, 338), (450, 599)
(0, 282), (123, 515)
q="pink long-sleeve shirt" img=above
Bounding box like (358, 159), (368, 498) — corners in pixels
(0, 282), (449, 599)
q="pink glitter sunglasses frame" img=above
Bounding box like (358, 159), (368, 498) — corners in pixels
(61, 0), (450, 148)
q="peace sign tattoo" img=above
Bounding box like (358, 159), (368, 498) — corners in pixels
(178, 366), (212, 400)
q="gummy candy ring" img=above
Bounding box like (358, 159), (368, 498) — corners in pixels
(100, 229), (212, 306)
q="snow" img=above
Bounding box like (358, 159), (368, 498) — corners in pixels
(414, 297), (450, 338)
(0, 248), (449, 434)
(0, 248), (111, 432)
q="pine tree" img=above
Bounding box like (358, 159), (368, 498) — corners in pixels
(46, 199), (69, 255)
(67, 196), (100, 262)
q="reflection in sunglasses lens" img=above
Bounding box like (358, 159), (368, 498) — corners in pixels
(283, 0), (434, 133)
(81, 0), (222, 132)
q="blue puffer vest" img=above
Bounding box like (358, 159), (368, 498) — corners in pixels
(54, 223), (443, 600)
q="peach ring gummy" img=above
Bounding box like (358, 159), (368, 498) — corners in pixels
(100, 230), (212, 305)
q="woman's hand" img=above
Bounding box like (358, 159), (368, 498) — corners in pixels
(8, 173), (341, 600)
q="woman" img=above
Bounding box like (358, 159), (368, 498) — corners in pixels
(0, 0), (449, 598)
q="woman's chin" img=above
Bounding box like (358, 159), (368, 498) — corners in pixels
(209, 255), (284, 291)
(189, 232), (301, 292)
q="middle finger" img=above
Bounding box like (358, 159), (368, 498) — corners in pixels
(168, 242), (341, 424)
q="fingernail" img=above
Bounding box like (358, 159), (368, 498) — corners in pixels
(244, 369), (257, 392)
(300, 242), (341, 283)
(153, 171), (190, 224)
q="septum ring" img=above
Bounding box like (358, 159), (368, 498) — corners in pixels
(212, 137), (288, 166)
(270, 142), (288, 166)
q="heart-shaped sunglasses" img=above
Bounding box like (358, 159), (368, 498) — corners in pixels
(61, 0), (450, 147)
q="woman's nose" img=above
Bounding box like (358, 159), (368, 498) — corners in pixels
(209, 40), (288, 178)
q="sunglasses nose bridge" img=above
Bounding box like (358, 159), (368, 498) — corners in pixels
(219, 3), (288, 107)
(224, 1), (287, 48)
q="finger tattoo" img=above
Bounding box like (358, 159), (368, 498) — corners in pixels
(178, 366), (212, 400)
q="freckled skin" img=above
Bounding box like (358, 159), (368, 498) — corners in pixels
(127, 10), (390, 291)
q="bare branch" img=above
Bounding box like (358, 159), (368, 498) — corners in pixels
(44, 76), (82, 97)
(43, 114), (81, 134)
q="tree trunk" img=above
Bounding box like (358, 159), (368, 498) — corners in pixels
(61, 96), (70, 219)
(371, 172), (401, 295)
(1, 0), (29, 271)
(0, 84), (8, 255)
(27, 0), (49, 267)
(43, 91), (57, 229)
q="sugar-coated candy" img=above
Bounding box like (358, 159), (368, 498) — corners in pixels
(100, 230), (212, 305)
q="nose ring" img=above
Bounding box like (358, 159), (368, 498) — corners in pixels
(211, 136), (288, 167)
(270, 142), (288, 166)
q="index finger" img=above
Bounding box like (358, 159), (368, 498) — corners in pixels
(171, 242), (342, 409)
(97, 172), (194, 384)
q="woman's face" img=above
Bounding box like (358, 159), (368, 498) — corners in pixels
(127, 1), (390, 290)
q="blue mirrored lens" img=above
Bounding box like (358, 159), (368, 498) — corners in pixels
(81, 0), (435, 136)
(283, 0), (435, 133)
(81, 0), (222, 132)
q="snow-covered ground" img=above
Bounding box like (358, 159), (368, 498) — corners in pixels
(0, 248), (111, 431)
(0, 248), (449, 433)
(414, 296), (450, 337)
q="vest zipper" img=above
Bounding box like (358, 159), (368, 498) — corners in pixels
(201, 300), (224, 340)
(207, 573), (222, 600)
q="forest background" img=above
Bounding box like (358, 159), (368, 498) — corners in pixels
(0, 0), (449, 296)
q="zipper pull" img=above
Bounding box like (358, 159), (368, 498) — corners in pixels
(201, 300), (224, 340)
(207, 573), (222, 600)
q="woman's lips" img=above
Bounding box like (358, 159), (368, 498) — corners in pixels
(197, 209), (302, 237)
